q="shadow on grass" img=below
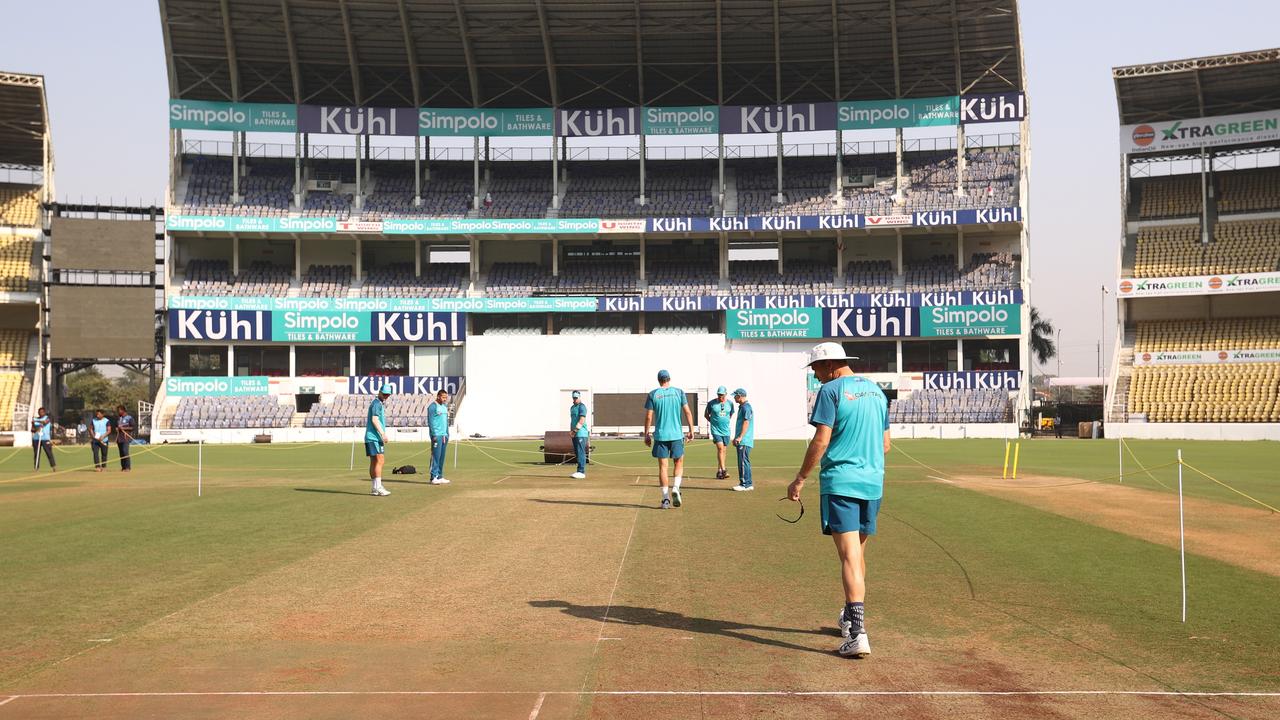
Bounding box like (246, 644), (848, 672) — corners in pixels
(530, 600), (832, 655)
(294, 487), (374, 497)
(530, 498), (657, 510)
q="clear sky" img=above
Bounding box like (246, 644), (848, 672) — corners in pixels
(1, 1), (1277, 376)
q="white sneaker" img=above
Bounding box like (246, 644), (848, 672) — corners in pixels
(372, 487), (391, 496)
(732, 484), (754, 492)
(837, 632), (871, 658)
(430, 477), (450, 485)
(570, 472), (586, 479)
(839, 610), (852, 639)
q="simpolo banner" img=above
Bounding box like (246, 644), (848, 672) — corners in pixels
(920, 305), (1021, 337)
(1121, 109), (1280, 154)
(418, 107), (554, 136)
(726, 308), (824, 339)
(165, 376), (270, 397)
(169, 99), (297, 132)
(643, 106), (720, 135)
(838, 96), (959, 130)
(271, 310), (370, 343)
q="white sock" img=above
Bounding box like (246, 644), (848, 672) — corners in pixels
(661, 486), (670, 498)
(371, 479), (379, 491)
(673, 476), (682, 489)
(374, 477), (383, 489)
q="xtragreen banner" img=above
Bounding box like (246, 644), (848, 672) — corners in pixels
(726, 308), (824, 339)
(169, 99), (297, 132)
(271, 310), (370, 343)
(838, 96), (959, 130)
(418, 107), (554, 136)
(165, 376), (270, 397)
(920, 304), (1020, 337)
(643, 106), (720, 135)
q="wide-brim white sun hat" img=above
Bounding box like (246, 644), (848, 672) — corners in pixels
(803, 341), (859, 367)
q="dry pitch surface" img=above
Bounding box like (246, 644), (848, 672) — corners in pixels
(0, 438), (1277, 719)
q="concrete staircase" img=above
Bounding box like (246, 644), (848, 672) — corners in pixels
(1108, 329), (1137, 422)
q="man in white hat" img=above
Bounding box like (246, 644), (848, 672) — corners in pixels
(787, 342), (889, 659)
(366, 383), (395, 496)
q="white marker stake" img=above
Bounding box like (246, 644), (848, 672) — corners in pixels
(453, 433), (458, 469)
(349, 434), (356, 472)
(1178, 449), (1186, 623)
(198, 440), (203, 497)
(1118, 438), (1123, 483)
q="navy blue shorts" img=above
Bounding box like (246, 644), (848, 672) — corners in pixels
(821, 494), (880, 536)
(365, 440), (385, 457)
(651, 438), (685, 459)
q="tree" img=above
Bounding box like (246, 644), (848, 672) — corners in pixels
(63, 367), (153, 419)
(1030, 306), (1056, 366)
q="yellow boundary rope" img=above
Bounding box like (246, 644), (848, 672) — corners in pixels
(1179, 459), (1279, 514)
(1119, 439), (1173, 490)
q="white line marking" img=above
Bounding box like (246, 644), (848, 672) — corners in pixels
(595, 500), (642, 646)
(87, 639), (113, 643)
(599, 638), (622, 641)
(527, 692), (546, 720)
(3, 690), (1277, 699)
(927, 475), (955, 484)
(493, 476), (510, 484)
(0, 696), (16, 707)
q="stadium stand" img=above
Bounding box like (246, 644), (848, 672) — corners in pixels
(180, 157), (294, 217)
(645, 243), (720, 296)
(0, 371), (21, 431)
(644, 161), (717, 217)
(305, 393), (434, 428)
(729, 259), (835, 294)
(0, 183), (39, 226)
(364, 262), (469, 298)
(1216, 167), (1280, 214)
(300, 264), (353, 297)
(362, 163), (471, 220)
(559, 163), (638, 218)
(554, 259), (639, 295)
(1132, 224), (1201, 278)
(889, 389), (1010, 423)
(1128, 363), (1280, 423)
(181, 258), (233, 295)
(482, 163), (553, 218)
(0, 330), (32, 367)
(1134, 317), (1280, 352)
(171, 395), (293, 429)
(1207, 219), (1280, 274)
(0, 236), (34, 291)
(844, 260), (896, 293)
(485, 262), (553, 297)
(904, 252), (1019, 291)
(1137, 175), (1201, 219)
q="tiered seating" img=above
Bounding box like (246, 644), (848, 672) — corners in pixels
(1128, 364), (1280, 422)
(841, 154), (898, 214)
(362, 164), (470, 220)
(0, 331), (31, 367)
(553, 260), (639, 295)
(305, 394), (437, 427)
(729, 259), (834, 294)
(482, 163), (552, 218)
(485, 262), (553, 297)
(646, 262), (719, 296)
(479, 325), (543, 336)
(1138, 175), (1201, 219)
(0, 184), (39, 226)
(1207, 219), (1280, 274)
(171, 395), (293, 429)
(1216, 168), (1280, 214)
(1134, 317), (1280, 352)
(0, 372), (21, 431)
(734, 158), (837, 216)
(0, 237), (34, 291)
(961, 252), (1019, 289)
(889, 389), (1010, 423)
(904, 255), (958, 291)
(300, 264), (352, 297)
(558, 323), (633, 336)
(234, 261), (292, 297)
(181, 157), (294, 216)
(845, 260), (895, 292)
(1132, 224), (1201, 278)
(559, 163), (639, 218)
(182, 259), (233, 295)
(644, 162), (716, 217)
(364, 262), (469, 298)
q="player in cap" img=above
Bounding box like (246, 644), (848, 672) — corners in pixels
(427, 388), (452, 485)
(704, 385), (734, 480)
(643, 369), (694, 509)
(366, 383), (394, 496)
(569, 390), (589, 479)
(730, 388), (754, 491)
(787, 342), (889, 658)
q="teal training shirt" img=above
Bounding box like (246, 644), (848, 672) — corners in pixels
(365, 398), (386, 443)
(428, 401), (449, 437)
(644, 386), (688, 442)
(808, 375), (888, 500)
(734, 402), (755, 447)
(706, 399), (733, 436)
(570, 402), (589, 438)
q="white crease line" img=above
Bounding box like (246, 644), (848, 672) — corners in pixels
(493, 476), (510, 484)
(927, 475), (955, 484)
(4, 690), (1279, 699)
(527, 691), (546, 720)
(0, 696), (16, 707)
(595, 500), (642, 647)
(87, 639), (113, 643)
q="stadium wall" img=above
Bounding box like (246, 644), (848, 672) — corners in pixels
(1108, 423), (1280, 441)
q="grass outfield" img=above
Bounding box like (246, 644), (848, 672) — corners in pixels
(0, 438), (1277, 719)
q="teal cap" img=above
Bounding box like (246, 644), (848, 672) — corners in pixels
(657, 369), (671, 381)
(716, 385), (727, 395)
(733, 388), (747, 397)
(379, 382), (396, 395)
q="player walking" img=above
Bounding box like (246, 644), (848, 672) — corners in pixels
(366, 383), (393, 496)
(787, 342), (889, 658)
(643, 369), (693, 509)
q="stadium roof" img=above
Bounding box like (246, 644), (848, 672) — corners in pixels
(0, 71), (50, 168)
(160, 0), (1024, 109)
(1113, 48), (1280, 125)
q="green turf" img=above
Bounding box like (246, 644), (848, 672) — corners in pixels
(0, 437), (1277, 717)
